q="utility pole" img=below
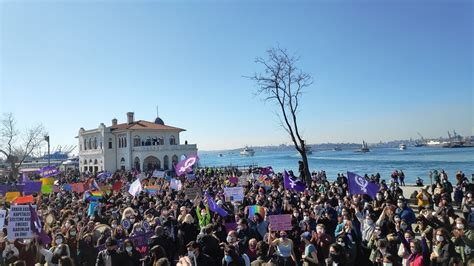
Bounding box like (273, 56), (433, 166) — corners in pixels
(44, 135), (50, 166)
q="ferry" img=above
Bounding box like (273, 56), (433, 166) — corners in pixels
(332, 147), (342, 151)
(399, 144), (407, 150)
(355, 141), (370, 153)
(305, 146), (313, 155)
(240, 147), (255, 156)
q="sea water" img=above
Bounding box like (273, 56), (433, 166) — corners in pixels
(199, 147), (474, 184)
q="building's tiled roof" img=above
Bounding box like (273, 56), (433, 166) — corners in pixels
(110, 120), (185, 132)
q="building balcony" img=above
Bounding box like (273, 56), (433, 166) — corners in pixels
(132, 144), (197, 152)
(79, 149), (104, 155)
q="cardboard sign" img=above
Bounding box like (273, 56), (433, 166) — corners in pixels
(185, 187), (202, 199)
(152, 170), (165, 178)
(268, 214), (292, 231)
(238, 176), (249, 186)
(0, 210), (6, 228)
(7, 205), (35, 240)
(224, 187), (244, 202)
(6, 192), (21, 203)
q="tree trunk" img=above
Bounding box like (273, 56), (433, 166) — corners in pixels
(299, 150), (312, 184)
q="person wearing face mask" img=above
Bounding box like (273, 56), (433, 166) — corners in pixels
(430, 228), (453, 266)
(65, 227), (79, 266)
(362, 214), (376, 244)
(96, 237), (121, 266)
(120, 239), (141, 266)
(222, 244), (245, 266)
(40, 233), (71, 266)
(236, 219), (259, 250)
(196, 198), (212, 229)
(78, 233), (98, 266)
(451, 217), (474, 263)
(269, 229), (296, 266)
(312, 224), (332, 265)
(185, 241), (217, 266)
(325, 243), (347, 266)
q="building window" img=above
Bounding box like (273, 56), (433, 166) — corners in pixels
(100, 140), (103, 149)
(159, 137), (164, 145)
(88, 139), (92, 149)
(170, 136), (176, 145)
(145, 137), (151, 146)
(134, 136), (141, 147)
(124, 137), (127, 148)
(94, 137), (97, 149)
(108, 138), (113, 149)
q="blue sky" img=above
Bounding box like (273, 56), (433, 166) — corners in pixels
(1, 0), (472, 152)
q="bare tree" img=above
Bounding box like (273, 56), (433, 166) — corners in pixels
(248, 47), (313, 184)
(0, 113), (46, 182)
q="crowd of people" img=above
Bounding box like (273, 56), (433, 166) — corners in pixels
(0, 166), (473, 266)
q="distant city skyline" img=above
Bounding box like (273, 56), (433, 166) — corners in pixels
(1, 0), (472, 152)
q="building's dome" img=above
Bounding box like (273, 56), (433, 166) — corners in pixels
(154, 117), (165, 125)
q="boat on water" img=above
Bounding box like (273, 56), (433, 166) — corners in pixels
(355, 141), (370, 153)
(332, 147), (342, 151)
(218, 154), (223, 157)
(399, 144), (407, 150)
(240, 147), (255, 156)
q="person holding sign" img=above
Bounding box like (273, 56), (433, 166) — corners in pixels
(268, 225), (296, 266)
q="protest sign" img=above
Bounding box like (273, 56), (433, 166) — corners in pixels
(0, 210), (6, 228)
(224, 186), (244, 202)
(7, 205), (35, 240)
(268, 214), (292, 231)
(152, 170), (165, 178)
(38, 166), (60, 178)
(185, 187), (202, 199)
(5, 192), (20, 203)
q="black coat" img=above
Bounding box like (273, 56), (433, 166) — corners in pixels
(120, 249), (141, 266)
(95, 250), (122, 266)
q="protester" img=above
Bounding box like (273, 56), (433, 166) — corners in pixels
(0, 166), (472, 266)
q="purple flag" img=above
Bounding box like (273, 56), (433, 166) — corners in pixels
(174, 154), (199, 176)
(24, 182), (42, 195)
(206, 193), (228, 217)
(29, 205), (51, 245)
(38, 166), (60, 178)
(347, 172), (379, 199)
(283, 170), (306, 192)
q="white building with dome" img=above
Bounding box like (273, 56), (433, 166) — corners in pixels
(77, 112), (198, 173)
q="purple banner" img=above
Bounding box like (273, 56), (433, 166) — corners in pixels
(24, 182), (42, 195)
(38, 166), (60, 178)
(174, 154), (199, 176)
(0, 184), (25, 195)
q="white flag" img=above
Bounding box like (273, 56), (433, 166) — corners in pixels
(170, 178), (182, 191)
(128, 179), (143, 197)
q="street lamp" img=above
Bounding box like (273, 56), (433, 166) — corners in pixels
(44, 135), (50, 166)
